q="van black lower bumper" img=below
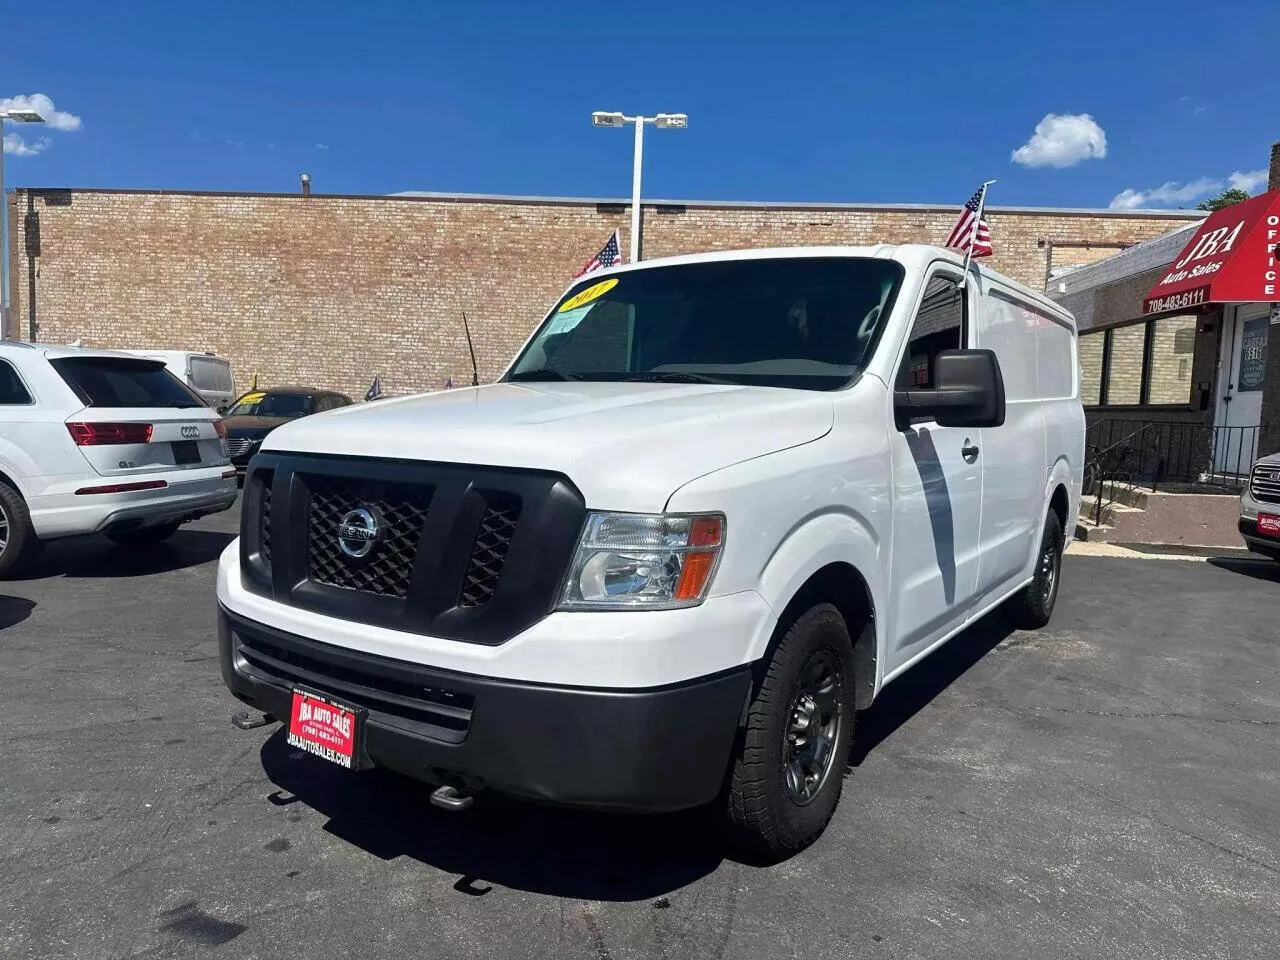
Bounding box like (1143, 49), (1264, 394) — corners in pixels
(218, 607), (751, 812)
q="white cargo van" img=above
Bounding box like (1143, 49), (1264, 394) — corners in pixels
(128, 350), (235, 411)
(216, 245), (1084, 859)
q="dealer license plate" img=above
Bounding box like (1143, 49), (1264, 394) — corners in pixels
(287, 688), (364, 769)
(1258, 514), (1280, 538)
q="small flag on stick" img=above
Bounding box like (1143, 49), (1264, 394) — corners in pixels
(364, 375), (383, 401)
(573, 229), (622, 278)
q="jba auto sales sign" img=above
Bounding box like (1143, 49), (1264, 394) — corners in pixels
(1144, 189), (1280, 315)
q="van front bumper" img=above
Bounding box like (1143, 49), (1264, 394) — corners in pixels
(218, 607), (752, 812)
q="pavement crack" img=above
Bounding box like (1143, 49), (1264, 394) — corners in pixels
(1034, 706), (1278, 726)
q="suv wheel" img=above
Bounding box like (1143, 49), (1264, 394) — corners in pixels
(105, 522), (182, 547)
(1010, 509), (1064, 629)
(721, 602), (857, 862)
(0, 482), (39, 579)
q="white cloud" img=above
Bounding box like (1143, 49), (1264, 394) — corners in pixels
(314, 143), (329, 151)
(0, 93), (81, 131)
(1011, 113), (1107, 168)
(1227, 168), (1268, 192)
(1109, 169), (1270, 210)
(3, 132), (51, 156)
(1109, 177), (1222, 210)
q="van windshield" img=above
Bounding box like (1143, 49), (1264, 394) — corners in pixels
(507, 257), (905, 391)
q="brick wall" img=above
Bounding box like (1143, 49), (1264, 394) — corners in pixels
(5, 188), (1199, 400)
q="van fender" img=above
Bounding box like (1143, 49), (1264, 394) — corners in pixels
(750, 509), (886, 691)
(1031, 456), (1076, 565)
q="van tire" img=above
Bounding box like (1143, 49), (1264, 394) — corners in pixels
(721, 602), (856, 863)
(105, 522), (182, 547)
(0, 482), (39, 579)
(1010, 510), (1064, 630)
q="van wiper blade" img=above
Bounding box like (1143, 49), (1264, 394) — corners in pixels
(620, 372), (735, 385)
(508, 368), (583, 382)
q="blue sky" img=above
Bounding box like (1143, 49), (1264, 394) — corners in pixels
(4, 0), (1277, 210)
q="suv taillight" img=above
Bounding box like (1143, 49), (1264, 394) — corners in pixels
(67, 422), (154, 445)
(213, 419), (227, 439)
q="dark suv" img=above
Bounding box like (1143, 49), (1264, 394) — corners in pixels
(224, 387), (353, 478)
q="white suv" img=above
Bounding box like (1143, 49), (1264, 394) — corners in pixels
(0, 343), (238, 577)
(1239, 453), (1280, 561)
(217, 246), (1083, 859)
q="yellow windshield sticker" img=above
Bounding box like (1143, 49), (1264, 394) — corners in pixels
(239, 392), (265, 405)
(558, 278), (617, 312)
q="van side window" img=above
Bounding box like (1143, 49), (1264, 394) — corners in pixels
(0, 361), (33, 404)
(897, 274), (966, 390)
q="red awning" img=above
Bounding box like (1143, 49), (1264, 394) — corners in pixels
(1143, 188), (1280, 315)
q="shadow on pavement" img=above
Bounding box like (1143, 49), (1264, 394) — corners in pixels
(1207, 556), (1280, 583)
(0, 595), (36, 629)
(12, 529), (235, 581)
(256, 605), (1021, 896)
(259, 730), (724, 902)
(852, 612), (1015, 765)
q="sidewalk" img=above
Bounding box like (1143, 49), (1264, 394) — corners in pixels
(1066, 540), (1259, 562)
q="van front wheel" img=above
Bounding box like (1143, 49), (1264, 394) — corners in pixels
(1010, 510), (1064, 630)
(721, 602), (856, 862)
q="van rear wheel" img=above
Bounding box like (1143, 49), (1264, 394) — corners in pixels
(721, 602), (856, 862)
(1009, 510), (1064, 630)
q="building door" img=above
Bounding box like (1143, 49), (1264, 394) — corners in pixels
(1213, 304), (1268, 475)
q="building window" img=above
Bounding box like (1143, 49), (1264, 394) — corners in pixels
(1146, 316), (1197, 405)
(1078, 314), (1197, 408)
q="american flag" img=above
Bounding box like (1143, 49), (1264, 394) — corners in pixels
(573, 229), (622, 278)
(945, 186), (993, 258)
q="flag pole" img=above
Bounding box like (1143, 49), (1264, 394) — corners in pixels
(958, 179), (996, 289)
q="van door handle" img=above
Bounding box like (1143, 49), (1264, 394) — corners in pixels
(961, 439), (980, 462)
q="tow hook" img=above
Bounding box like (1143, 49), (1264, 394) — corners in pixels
(430, 784), (475, 812)
(231, 710), (274, 730)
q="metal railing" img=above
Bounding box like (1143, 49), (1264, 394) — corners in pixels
(1083, 420), (1263, 526)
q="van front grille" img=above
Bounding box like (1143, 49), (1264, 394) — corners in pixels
(304, 475), (435, 598)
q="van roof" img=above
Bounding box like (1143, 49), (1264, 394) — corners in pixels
(573, 244), (1074, 327)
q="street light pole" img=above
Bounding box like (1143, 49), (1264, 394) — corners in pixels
(0, 109), (47, 338)
(591, 111), (688, 263)
(629, 117), (644, 264)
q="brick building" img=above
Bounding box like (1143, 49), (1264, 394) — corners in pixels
(1052, 140), (1280, 482)
(5, 187), (1200, 399)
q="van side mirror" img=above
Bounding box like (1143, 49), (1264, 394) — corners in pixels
(894, 348), (1006, 429)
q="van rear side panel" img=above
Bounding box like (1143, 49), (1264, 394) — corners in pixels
(972, 289), (1047, 597)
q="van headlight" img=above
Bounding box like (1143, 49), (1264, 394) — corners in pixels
(559, 512), (725, 610)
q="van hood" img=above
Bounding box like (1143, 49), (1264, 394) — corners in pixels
(263, 381), (834, 511)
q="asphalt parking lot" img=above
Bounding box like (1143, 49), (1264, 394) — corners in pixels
(2, 504), (1278, 960)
